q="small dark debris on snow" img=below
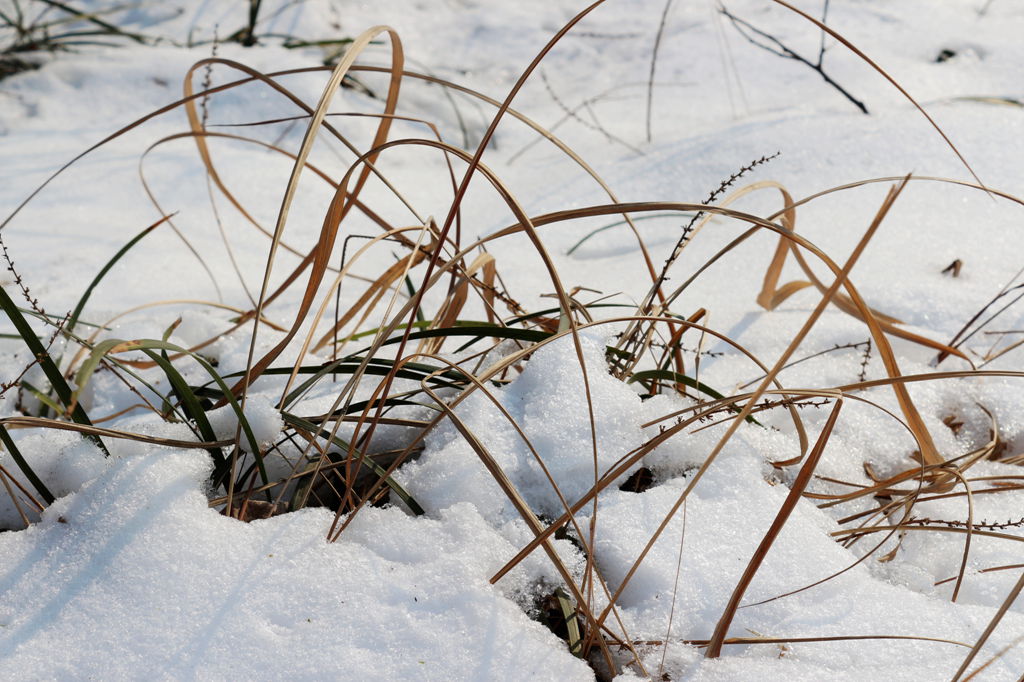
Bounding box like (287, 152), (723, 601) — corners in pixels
(942, 414), (965, 435)
(941, 259), (963, 277)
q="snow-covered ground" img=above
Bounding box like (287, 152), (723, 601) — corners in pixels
(1, 1), (1024, 679)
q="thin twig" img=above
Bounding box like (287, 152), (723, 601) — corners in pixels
(646, 0), (675, 142)
(719, 2), (868, 114)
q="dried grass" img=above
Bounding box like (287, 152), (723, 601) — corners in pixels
(2, 2), (1023, 678)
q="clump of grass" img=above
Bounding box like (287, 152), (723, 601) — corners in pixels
(0, 1), (356, 82)
(0, 0), (151, 80)
(2, 1), (1024, 678)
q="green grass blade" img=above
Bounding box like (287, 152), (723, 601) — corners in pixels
(628, 369), (763, 426)
(554, 587), (583, 657)
(403, 272), (426, 323)
(0, 423), (55, 505)
(20, 380), (66, 415)
(74, 337), (264, 483)
(505, 303), (632, 326)
(65, 215), (168, 337)
(142, 348), (228, 481)
(0, 285), (108, 455)
(278, 357), (469, 410)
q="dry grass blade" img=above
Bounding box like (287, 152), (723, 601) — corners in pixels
(347, 64), (661, 285)
(832, 525), (1024, 545)
(0, 416), (233, 449)
(311, 236), (434, 353)
(417, 376), (622, 671)
(641, 633), (971, 648)
(490, 315), (817, 586)
(946, 470), (976, 603)
(277, 224), (431, 402)
(416, 253), (496, 355)
(754, 182), (969, 362)
(705, 397), (843, 657)
(811, 178), (945, 469)
(950, 569), (1024, 681)
(0, 463), (33, 528)
(139, 127), (386, 276)
(176, 65), (432, 314)
(228, 26), (405, 404)
(589, 178), (917, 639)
(4, 7), (1022, 677)
(961, 633), (1024, 681)
(659, 497), (687, 676)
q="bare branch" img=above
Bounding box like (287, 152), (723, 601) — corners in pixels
(720, 2), (869, 114)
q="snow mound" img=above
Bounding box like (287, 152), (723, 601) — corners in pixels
(0, 430), (108, 529)
(206, 393), (283, 452)
(397, 331), (646, 525)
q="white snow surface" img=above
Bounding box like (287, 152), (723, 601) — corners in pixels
(2, 0), (1024, 680)
(0, 449), (591, 680)
(206, 394), (283, 452)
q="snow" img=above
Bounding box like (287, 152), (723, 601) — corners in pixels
(206, 394), (283, 451)
(396, 331), (648, 524)
(2, 0), (1024, 679)
(0, 449), (591, 680)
